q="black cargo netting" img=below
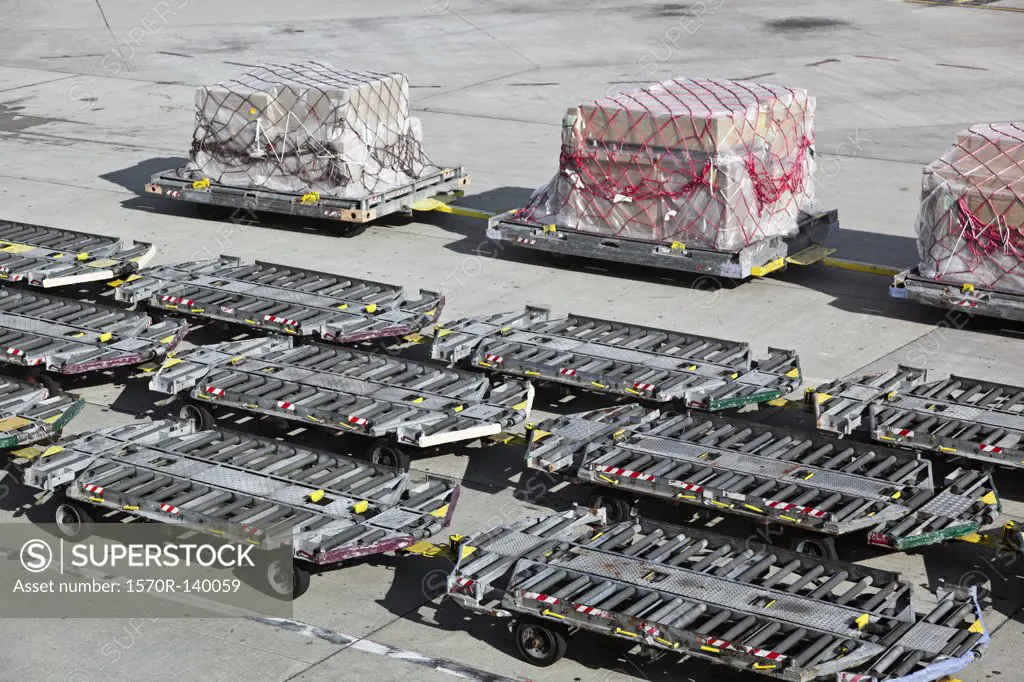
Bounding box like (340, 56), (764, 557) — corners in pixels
(183, 61), (436, 198)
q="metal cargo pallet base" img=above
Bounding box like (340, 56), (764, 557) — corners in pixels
(16, 420), (457, 582)
(113, 255), (442, 343)
(0, 288), (186, 374)
(814, 366), (1024, 469)
(485, 209), (839, 280)
(433, 306), (801, 410)
(147, 336), (533, 457)
(441, 508), (988, 681)
(0, 377), (84, 448)
(891, 267), (1024, 322)
(0, 220), (154, 288)
(524, 405), (1000, 552)
(146, 166), (471, 224)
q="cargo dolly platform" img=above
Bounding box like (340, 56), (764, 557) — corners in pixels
(0, 376), (84, 448)
(145, 165), (471, 227)
(14, 419), (458, 599)
(432, 305), (801, 409)
(485, 209), (839, 280)
(113, 256), (442, 343)
(813, 366), (1024, 470)
(524, 405), (1003, 557)
(0, 220), (154, 288)
(890, 267), (1024, 322)
(437, 507), (988, 680)
(147, 336), (534, 470)
(0, 288), (186, 380)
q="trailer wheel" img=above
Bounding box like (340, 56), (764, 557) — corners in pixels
(513, 618), (567, 667)
(338, 223), (369, 238)
(368, 438), (411, 471)
(791, 537), (839, 561)
(53, 499), (95, 542)
(266, 560), (311, 600)
(258, 416), (290, 437)
(179, 403), (215, 430)
(589, 493), (632, 524)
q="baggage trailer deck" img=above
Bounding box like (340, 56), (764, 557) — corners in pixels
(523, 405), (1003, 557)
(113, 256), (442, 343)
(432, 306), (801, 409)
(145, 165), (471, 227)
(485, 209), (839, 280)
(0, 288), (187, 379)
(0, 376), (84, 448)
(440, 507), (989, 680)
(0, 220), (154, 288)
(813, 367), (1024, 470)
(146, 337), (534, 470)
(14, 419), (459, 599)
(889, 267), (1024, 322)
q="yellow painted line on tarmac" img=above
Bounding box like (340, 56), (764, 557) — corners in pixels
(820, 258), (902, 277)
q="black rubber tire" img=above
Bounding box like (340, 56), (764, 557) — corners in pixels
(368, 438), (412, 471)
(179, 402), (215, 430)
(513, 618), (568, 667)
(338, 223), (369, 238)
(589, 492), (632, 524)
(26, 373), (62, 397)
(790, 537), (839, 561)
(53, 499), (96, 542)
(266, 560), (311, 600)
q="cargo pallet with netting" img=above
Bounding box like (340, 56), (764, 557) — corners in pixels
(14, 419), (459, 600)
(0, 288), (187, 382)
(894, 123), (1024, 322)
(0, 376), (84, 448)
(487, 208), (839, 279)
(145, 165), (470, 226)
(0, 220), (154, 288)
(432, 305), (801, 409)
(523, 404), (1007, 559)
(429, 507), (989, 680)
(147, 62), (471, 228)
(146, 336), (534, 470)
(814, 366), (1024, 470)
(890, 267), (1024, 322)
(113, 255), (442, 343)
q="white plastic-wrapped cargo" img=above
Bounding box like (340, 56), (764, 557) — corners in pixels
(184, 62), (435, 198)
(916, 122), (1024, 293)
(518, 77), (818, 251)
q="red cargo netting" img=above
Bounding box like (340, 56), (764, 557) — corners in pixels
(518, 78), (817, 252)
(916, 122), (1024, 292)
(183, 61), (438, 198)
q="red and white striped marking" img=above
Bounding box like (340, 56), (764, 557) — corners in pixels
(522, 591), (559, 605)
(641, 623), (660, 637)
(220, 306), (235, 314)
(559, 368), (577, 377)
(277, 400), (295, 411)
(6, 347), (23, 357)
(633, 382), (656, 392)
(205, 385), (226, 397)
(890, 428), (915, 437)
(348, 416), (368, 426)
(574, 603), (613, 619)
(980, 444), (1004, 454)
(160, 295), (196, 307)
(264, 314), (299, 326)
(593, 464), (655, 482)
(765, 499), (828, 519)
(669, 481), (704, 493)
(84, 483), (104, 495)
(451, 576), (476, 593)
(515, 237), (536, 245)
(159, 503), (180, 514)
(483, 354), (504, 364)
(241, 525), (263, 536)
(167, 190), (181, 198)
(955, 300), (979, 308)
(837, 673), (875, 682)
(703, 638), (787, 662)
